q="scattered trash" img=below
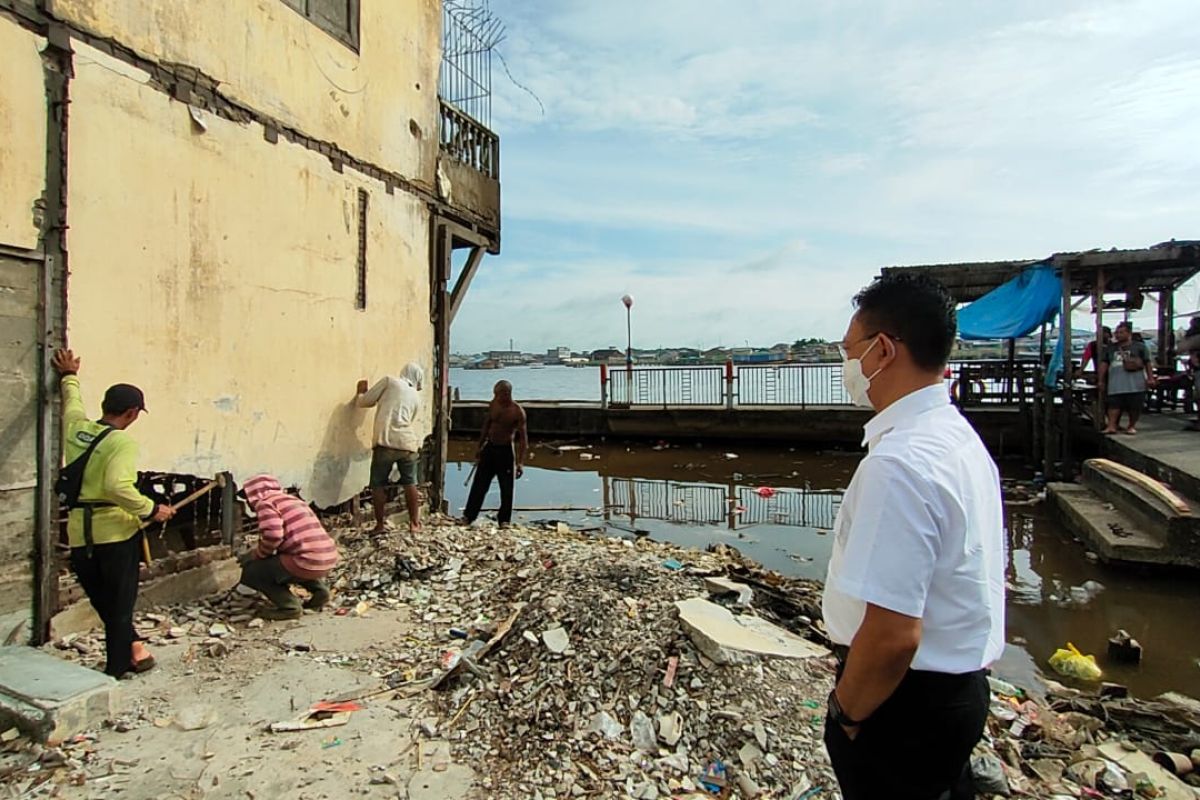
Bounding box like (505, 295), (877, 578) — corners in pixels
(1108, 629), (1144, 664)
(723, 453), (739, 460)
(698, 761), (729, 794)
(1048, 642), (1103, 681)
(970, 753), (1011, 796)
(320, 736), (342, 749)
(657, 711), (683, 747)
(268, 701), (361, 733)
(661, 558), (685, 571)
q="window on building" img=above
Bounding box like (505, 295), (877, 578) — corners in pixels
(282, 0), (360, 51)
(355, 189), (369, 310)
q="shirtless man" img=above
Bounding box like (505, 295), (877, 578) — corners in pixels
(462, 380), (528, 526)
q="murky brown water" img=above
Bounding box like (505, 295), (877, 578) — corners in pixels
(447, 438), (1200, 699)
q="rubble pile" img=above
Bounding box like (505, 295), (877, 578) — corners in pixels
(326, 518), (838, 799)
(16, 515), (1200, 800)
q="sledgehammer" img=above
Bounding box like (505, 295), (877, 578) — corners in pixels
(138, 474), (227, 563)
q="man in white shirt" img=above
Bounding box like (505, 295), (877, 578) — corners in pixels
(355, 363), (425, 534)
(823, 274), (1006, 800)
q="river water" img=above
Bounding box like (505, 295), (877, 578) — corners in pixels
(444, 435), (1200, 700)
(452, 365), (611, 401)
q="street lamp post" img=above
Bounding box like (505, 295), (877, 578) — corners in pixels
(622, 294), (634, 374)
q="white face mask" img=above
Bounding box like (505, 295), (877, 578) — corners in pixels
(841, 336), (883, 408)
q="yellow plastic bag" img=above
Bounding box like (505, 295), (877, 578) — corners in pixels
(1048, 642), (1103, 681)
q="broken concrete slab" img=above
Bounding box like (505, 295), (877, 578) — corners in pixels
(0, 646), (118, 743)
(704, 576), (753, 606)
(674, 597), (828, 665)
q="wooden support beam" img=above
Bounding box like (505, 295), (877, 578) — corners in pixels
(428, 222), (452, 515)
(448, 245), (484, 324)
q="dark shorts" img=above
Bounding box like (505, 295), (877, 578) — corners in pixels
(1109, 392), (1144, 413)
(370, 446), (419, 488)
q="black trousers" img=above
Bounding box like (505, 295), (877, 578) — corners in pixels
(463, 443), (515, 525)
(824, 663), (989, 800)
(69, 533), (144, 678)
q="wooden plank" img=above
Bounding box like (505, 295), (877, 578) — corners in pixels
(447, 245), (484, 324)
(1088, 458), (1191, 516)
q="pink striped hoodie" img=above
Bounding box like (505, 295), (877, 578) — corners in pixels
(242, 474), (339, 580)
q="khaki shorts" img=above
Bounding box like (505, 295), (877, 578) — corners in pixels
(370, 447), (419, 488)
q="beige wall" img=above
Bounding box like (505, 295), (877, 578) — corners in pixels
(49, 0), (441, 186)
(0, 22), (48, 251)
(66, 42), (434, 507)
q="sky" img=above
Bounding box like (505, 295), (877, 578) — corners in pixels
(449, 0), (1200, 355)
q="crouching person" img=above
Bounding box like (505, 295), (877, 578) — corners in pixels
(238, 474), (339, 620)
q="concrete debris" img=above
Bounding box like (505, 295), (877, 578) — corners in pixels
(540, 626), (569, 654)
(673, 597), (829, 664)
(16, 513), (1200, 800)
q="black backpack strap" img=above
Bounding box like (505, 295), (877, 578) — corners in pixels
(70, 425), (117, 558)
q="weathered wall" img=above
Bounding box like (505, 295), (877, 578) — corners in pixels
(0, 253), (39, 632)
(65, 42), (434, 507)
(47, 0), (441, 186)
(0, 22), (47, 250)
(0, 21), (47, 631)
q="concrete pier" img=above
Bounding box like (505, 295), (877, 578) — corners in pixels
(450, 401), (1031, 456)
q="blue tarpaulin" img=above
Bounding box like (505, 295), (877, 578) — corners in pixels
(957, 263), (1061, 341)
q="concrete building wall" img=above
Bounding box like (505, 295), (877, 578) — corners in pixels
(46, 0), (441, 185)
(65, 41), (433, 507)
(0, 22), (47, 250)
(0, 23), (48, 632)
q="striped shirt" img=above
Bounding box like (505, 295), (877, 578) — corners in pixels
(242, 474), (339, 579)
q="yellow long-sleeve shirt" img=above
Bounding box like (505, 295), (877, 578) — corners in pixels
(61, 375), (155, 547)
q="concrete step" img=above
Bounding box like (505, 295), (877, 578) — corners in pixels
(1081, 461), (1200, 542)
(1047, 483), (1177, 566)
(0, 646), (118, 744)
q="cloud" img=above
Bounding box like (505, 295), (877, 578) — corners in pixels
(450, 0), (1200, 353)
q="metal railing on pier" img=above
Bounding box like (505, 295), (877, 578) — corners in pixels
(600, 359), (1038, 409)
(604, 476), (841, 531)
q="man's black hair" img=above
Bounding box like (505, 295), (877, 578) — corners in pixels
(852, 273), (957, 371)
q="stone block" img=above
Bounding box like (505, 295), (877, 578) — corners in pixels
(0, 646), (118, 743)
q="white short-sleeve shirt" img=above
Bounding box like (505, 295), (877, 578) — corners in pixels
(822, 384), (1006, 673)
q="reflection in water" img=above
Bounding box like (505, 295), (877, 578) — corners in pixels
(446, 439), (1200, 699)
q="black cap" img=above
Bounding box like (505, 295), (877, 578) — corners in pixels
(102, 383), (148, 415)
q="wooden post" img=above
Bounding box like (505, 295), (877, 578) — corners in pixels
(1039, 323), (1051, 477)
(428, 222), (452, 515)
(1059, 259), (1073, 480)
(1006, 338), (1016, 404)
(1093, 267), (1105, 430)
(1159, 289), (1175, 370)
(220, 471), (236, 546)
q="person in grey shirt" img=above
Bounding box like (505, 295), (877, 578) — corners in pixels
(1100, 321), (1156, 435)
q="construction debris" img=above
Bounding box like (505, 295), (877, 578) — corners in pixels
(12, 515), (1200, 799)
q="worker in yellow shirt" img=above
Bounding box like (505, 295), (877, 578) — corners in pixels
(53, 349), (173, 677)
